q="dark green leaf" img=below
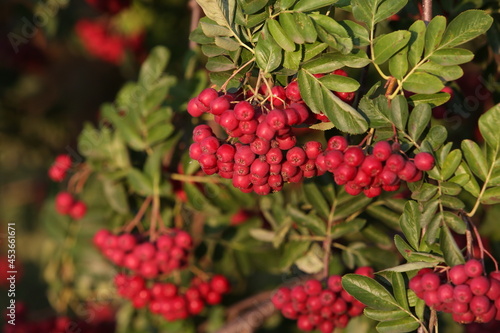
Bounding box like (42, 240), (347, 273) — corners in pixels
(429, 48), (475, 66)
(373, 31), (411, 65)
(407, 103), (431, 142)
(408, 93), (450, 108)
(374, 0), (408, 24)
(440, 225), (465, 266)
(303, 180), (331, 219)
(296, 247), (324, 273)
(288, 206), (326, 235)
(184, 182), (220, 214)
(440, 182), (462, 195)
(455, 162), (481, 197)
(440, 149), (462, 180)
(351, 0), (379, 28)
(202, 44), (226, 57)
(339, 20), (370, 47)
(365, 204), (400, 230)
(283, 47), (302, 71)
(293, 0), (337, 12)
(392, 272), (409, 310)
(399, 201), (420, 249)
(319, 74), (360, 92)
(303, 42), (329, 61)
(417, 62), (463, 81)
(420, 200), (439, 228)
(255, 26), (283, 73)
(481, 187), (500, 205)
(294, 12), (317, 43)
(394, 234), (414, 261)
(331, 218), (366, 239)
(381, 261), (436, 273)
(302, 54), (345, 74)
(206, 56), (236, 72)
(422, 125), (447, 150)
(214, 36), (240, 51)
(334, 196), (374, 221)
(411, 183), (438, 202)
(407, 20), (426, 68)
(240, 0), (268, 14)
(190, 24), (215, 44)
(376, 316), (420, 333)
(424, 16), (446, 57)
(342, 274), (399, 311)
(139, 46), (170, 87)
(267, 19), (296, 52)
(103, 180), (130, 214)
(279, 0), (296, 10)
(440, 10), (493, 48)
(196, 0), (237, 31)
(298, 70), (368, 134)
(461, 139), (488, 181)
(361, 224), (393, 248)
(280, 241), (311, 269)
(390, 95), (409, 131)
(364, 308), (409, 321)
(279, 12), (305, 44)
(127, 169), (154, 196)
(403, 72), (444, 94)
(389, 47), (409, 80)
(479, 104), (500, 164)
(442, 211), (466, 233)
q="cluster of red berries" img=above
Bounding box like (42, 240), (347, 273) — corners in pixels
(85, 0), (131, 15)
(114, 273), (230, 321)
(410, 259), (500, 324)
(75, 19), (143, 64)
(187, 71), (356, 195)
(271, 267), (373, 333)
(316, 138), (435, 197)
(55, 191), (87, 220)
(93, 229), (192, 278)
(48, 154), (72, 182)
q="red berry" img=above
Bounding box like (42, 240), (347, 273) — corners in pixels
(198, 153), (218, 169)
(198, 88), (219, 107)
(363, 186), (382, 198)
(452, 301), (469, 314)
(220, 111), (239, 131)
(423, 290), (440, 307)
(486, 278), (500, 300)
(465, 259), (484, 278)
(69, 201), (87, 219)
(200, 136), (220, 154)
(189, 143), (202, 160)
(174, 230), (192, 249)
(397, 161), (417, 181)
(281, 302), (298, 319)
(187, 98), (204, 117)
(318, 320), (334, 333)
(319, 289), (336, 306)
(285, 81), (301, 101)
(234, 146), (256, 166)
(188, 298), (205, 315)
(266, 147), (283, 165)
(304, 141), (323, 160)
(470, 295), (491, 316)
(334, 164), (357, 184)
(291, 285), (308, 303)
(372, 141), (392, 161)
(256, 121), (276, 141)
(286, 147), (307, 166)
(327, 136), (348, 151)
(216, 144), (236, 163)
(304, 279), (323, 296)
(297, 315), (314, 331)
(55, 191), (74, 215)
(266, 109), (287, 130)
(250, 138), (270, 155)
(450, 264), (468, 285)
(470, 276), (490, 296)
(234, 101), (255, 121)
(414, 152), (435, 171)
(271, 287), (291, 309)
(210, 275), (231, 294)
(454, 284), (473, 303)
(270, 86), (286, 107)
(386, 154), (406, 172)
(437, 284), (454, 303)
(360, 155), (383, 177)
(276, 135), (297, 150)
(118, 233), (136, 251)
(327, 275), (342, 293)
(209, 96), (230, 115)
(343, 146), (365, 166)
(192, 125), (213, 143)
(324, 150), (344, 171)
(48, 165), (67, 182)
(354, 266), (374, 278)
(332, 298), (347, 314)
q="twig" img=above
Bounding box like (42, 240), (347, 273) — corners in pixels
(188, 0), (202, 50)
(171, 173), (222, 183)
(422, 0), (433, 24)
(124, 196), (152, 233)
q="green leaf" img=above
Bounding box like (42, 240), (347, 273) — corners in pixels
(365, 204), (400, 230)
(455, 162), (481, 197)
(190, 24), (215, 44)
(298, 70), (368, 134)
(334, 196), (374, 221)
(440, 225), (465, 266)
(351, 0), (380, 28)
(279, 12), (305, 44)
(183, 182), (219, 214)
(127, 169), (154, 196)
(102, 180), (130, 214)
(249, 228), (275, 242)
(389, 47), (408, 80)
(303, 180), (331, 219)
(293, 0), (337, 12)
(255, 26), (283, 73)
(420, 199), (439, 228)
(280, 0), (296, 10)
(373, 31), (411, 65)
(364, 308), (409, 321)
(376, 316), (420, 333)
(392, 272), (409, 310)
(417, 62), (463, 81)
(283, 47), (302, 71)
(461, 139), (488, 181)
(423, 125), (447, 150)
(202, 44), (226, 57)
(411, 183), (438, 202)
(442, 211), (466, 233)
(440, 10), (493, 48)
(339, 20), (370, 47)
(381, 261), (436, 273)
(429, 48), (475, 66)
(440, 182), (462, 195)
(361, 224), (393, 248)
(424, 16), (447, 57)
(303, 42), (329, 62)
(394, 234), (414, 261)
(407, 103), (431, 142)
(481, 187), (500, 205)
(374, 0), (408, 24)
(479, 104), (500, 163)
(408, 93), (450, 108)
(288, 206), (326, 235)
(342, 274), (399, 311)
(319, 74), (360, 92)
(309, 122), (335, 131)
(214, 36), (240, 51)
(399, 201), (420, 250)
(390, 95), (409, 131)
(407, 20), (426, 69)
(440, 149), (462, 180)
(267, 19), (296, 52)
(294, 12), (317, 43)
(240, 0), (268, 14)
(403, 72), (444, 94)
(296, 248), (324, 274)
(206, 56), (235, 72)
(302, 54), (344, 74)
(331, 218), (366, 239)
(196, 0), (237, 32)
(139, 46), (170, 87)
(280, 241), (310, 269)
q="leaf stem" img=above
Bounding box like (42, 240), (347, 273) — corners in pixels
(467, 159), (496, 216)
(171, 173), (222, 183)
(124, 196), (152, 233)
(221, 57), (256, 91)
(323, 199), (338, 278)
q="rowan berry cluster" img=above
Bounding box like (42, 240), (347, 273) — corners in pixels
(271, 267), (373, 333)
(114, 273), (230, 321)
(55, 191), (87, 219)
(93, 229), (192, 278)
(188, 72), (354, 195)
(316, 138), (435, 197)
(410, 259), (500, 324)
(48, 154), (72, 182)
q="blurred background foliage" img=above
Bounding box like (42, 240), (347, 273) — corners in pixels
(2, 0), (500, 332)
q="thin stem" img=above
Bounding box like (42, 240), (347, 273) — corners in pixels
(124, 196), (152, 233)
(171, 173), (222, 183)
(323, 199), (338, 278)
(221, 57), (255, 91)
(468, 160), (496, 216)
(149, 195), (160, 241)
(189, 265), (210, 280)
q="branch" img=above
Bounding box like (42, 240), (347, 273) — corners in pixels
(422, 0), (433, 24)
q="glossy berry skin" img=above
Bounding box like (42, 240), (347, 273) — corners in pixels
(285, 81), (301, 101)
(449, 264), (468, 285)
(372, 141), (392, 161)
(343, 147), (365, 167)
(465, 259), (484, 278)
(304, 279), (323, 296)
(210, 275), (231, 294)
(187, 98), (204, 117)
(198, 88), (219, 107)
(414, 152), (435, 171)
(286, 147), (307, 166)
(327, 136), (348, 151)
(470, 276), (490, 296)
(234, 101), (255, 121)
